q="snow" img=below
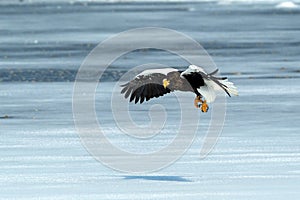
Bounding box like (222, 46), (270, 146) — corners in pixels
(1, 1), (300, 199)
(1, 79), (300, 199)
(275, 1), (299, 8)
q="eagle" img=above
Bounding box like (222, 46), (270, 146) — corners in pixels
(121, 65), (238, 112)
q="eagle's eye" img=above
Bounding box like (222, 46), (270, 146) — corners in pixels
(163, 79), (170, 89)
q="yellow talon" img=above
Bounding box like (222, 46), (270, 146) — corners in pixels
(201, 100), (209, 112)
(194, 96), (209, 112)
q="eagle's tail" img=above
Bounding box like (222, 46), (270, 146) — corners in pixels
(219, 79), (238, 96)
(208, 73), (238, 97)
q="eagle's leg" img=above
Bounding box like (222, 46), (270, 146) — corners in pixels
(201, 100), (209, 113)
(194, 96), (209, 112)
(194, 96), (202, 108)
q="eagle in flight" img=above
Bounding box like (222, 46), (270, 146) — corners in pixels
(121, 65), (238, 112)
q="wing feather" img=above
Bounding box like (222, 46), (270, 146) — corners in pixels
(181, 65), (238, 103)
(120, 68), (178, 103)
(199, 71), (238, 100)
(124, 86), (133, 98)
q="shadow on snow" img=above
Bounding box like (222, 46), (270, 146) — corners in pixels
(123, 175), (192, 182)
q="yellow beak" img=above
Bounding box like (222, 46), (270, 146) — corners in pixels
(163, 79), (170, 89)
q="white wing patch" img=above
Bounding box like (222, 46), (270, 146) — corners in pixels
(180, 64), (206, 77)
(198, 78), (238, 103)
(197, 79), (217, 103)
(138, 68), (178, 77)
(184, 64), (238, 103)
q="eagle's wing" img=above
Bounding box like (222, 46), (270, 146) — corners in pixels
(120, 68), (178, 104)
(182, 65), (238, 103)
(198, 69), (238, 102)
(199, 69), (238, 98)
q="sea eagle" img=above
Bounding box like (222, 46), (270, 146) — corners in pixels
(121, 65), (238, 112)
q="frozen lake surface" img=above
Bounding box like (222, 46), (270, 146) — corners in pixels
(1, 1), (300, 199)
(1, 79), (300, 199)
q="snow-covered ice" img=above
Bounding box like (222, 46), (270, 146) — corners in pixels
(1, 1), (300, 199)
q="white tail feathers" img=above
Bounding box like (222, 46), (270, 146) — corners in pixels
(198, 78), (238, 103)
(219, 79), (239, 96)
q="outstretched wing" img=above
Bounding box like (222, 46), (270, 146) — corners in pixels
(199, 69), (238, 98)
(120, 68), (178, 104)
(181, 65), (238, 103)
